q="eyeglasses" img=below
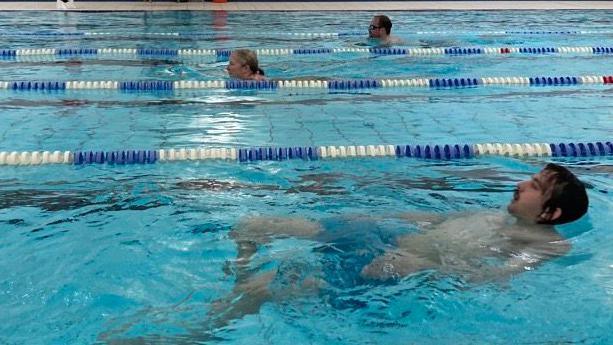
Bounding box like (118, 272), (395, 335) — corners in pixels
(368, 25), (382, 31)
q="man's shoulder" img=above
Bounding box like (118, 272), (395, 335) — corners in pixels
(387, 36), (405, 45)
(395, 210), (507, 227)
(444, 210), (508, 223)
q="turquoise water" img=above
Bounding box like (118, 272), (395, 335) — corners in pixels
(0, 10), (611, 345)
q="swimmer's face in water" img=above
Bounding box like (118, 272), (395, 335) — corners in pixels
(226, 53), (251, 80)
(368, 17), (384, 39)
(507, 168), (559, 224)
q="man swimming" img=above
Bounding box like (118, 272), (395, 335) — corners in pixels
(368, 15), (404, 46)
(210, 163), (588, 327)
(102, 163), (589, 343)
(362, 163), (589, 282)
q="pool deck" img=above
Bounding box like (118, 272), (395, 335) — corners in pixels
(1, 1), (613, 11)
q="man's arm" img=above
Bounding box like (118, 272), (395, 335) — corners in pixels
(468, 239), (571, 284)
(393, 212), (447, 228)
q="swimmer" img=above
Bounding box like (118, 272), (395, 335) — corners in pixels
(226, 49), (266, 81)
(368, 15), (404, 46)
(209, 163), (588, 330)
(102, 163), (589, 343)
(362, 163), (589, 281)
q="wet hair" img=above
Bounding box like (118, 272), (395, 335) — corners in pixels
(539, 163), (589, 225)
(374, 15), (392, 35)
(232, 49), (265, 76)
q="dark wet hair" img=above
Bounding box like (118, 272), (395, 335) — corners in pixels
(374, 15), (392, 35)
(539, 163), (589, 225)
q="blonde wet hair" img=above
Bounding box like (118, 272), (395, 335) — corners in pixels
(232, 49), (265, 76)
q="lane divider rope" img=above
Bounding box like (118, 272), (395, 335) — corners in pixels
(2, 46), (611, 58)
(0, 142), (610, 166)
(0, 30), (611, 38)
(0, 74), (611, 91)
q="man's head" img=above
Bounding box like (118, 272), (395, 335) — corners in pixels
(507, 163), (588, 225)
(369, 15), (392, 39)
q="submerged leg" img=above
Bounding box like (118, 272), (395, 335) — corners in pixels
(212, 217), (324, 326)
(228, 217), (323, 281)
(102, 217), (324, 343)
(207, 270), (277, 329)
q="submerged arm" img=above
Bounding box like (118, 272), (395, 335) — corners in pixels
(393, 212), (447, 227)
(469, 238), (571, 284)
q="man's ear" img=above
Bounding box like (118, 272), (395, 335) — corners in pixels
(550, 207), (562, 222)
(540, 207), (562, 222)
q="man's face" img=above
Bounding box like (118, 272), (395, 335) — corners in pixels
(369, 17), (383, 38)
(507, 169), (555, 223)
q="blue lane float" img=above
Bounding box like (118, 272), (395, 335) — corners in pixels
(57, 48), (98, 56)
(395, 144), (474, 159)
(118, 81), (174, 91)
(444, 47), (483, 55)
(2, 30), (613, 38)
(528, 76), (578, 85)
(11, 31), (85, 36)
(593, 47), (613, 53)
(238, 146), (318, 162)
(327, 79), (380, 90)
(48, 141), (613, 166)
(293, 48), (333, 55)
(216, 49), (232, 58)
(1, 141), (610, 166)
(1, 74), (610, 92)
(518, 47), (557, 54)
(5, 45), (612, 62)
(369, 48), (408, 55)
(429, 78), (480, 87)
(10, 81), (66, 91)
(73, 150), (158, 165)
(549, 142), (612, 157)
(225, 80), (278, 90)
(504, 31), (580, 34)
(137, 48), (178, 57)
(0, 49), (17, 57)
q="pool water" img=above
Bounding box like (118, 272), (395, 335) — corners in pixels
(0, 10), (611, 345)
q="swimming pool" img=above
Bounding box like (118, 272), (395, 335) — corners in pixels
(0, 10), (611, 345)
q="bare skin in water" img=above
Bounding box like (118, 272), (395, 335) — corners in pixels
(102, 164), (588, 343)
(360, 212), (569, 282)
(209, 164), (587, 330)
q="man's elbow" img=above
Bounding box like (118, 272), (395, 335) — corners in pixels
(360, 260), (394, 281)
